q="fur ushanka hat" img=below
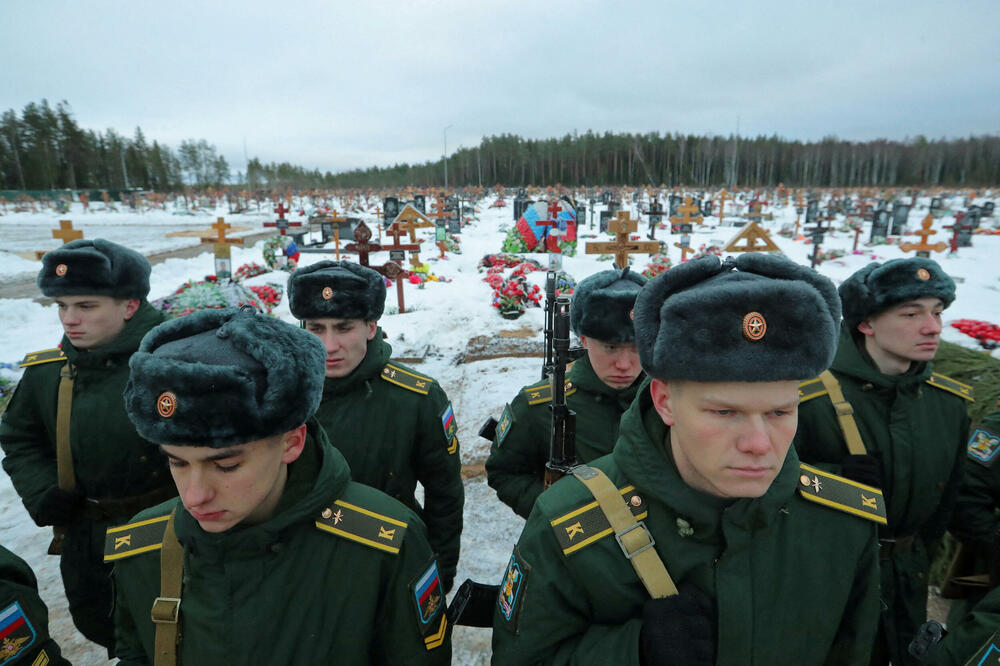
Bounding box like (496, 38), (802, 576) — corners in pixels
(124, 308), (325, 447)
(570, 267), (647, 343)
(287, 260), (386, 321)
(839, 257), (955, 330)
(633, 253), (841, 382)
(38, 238), (150, 299)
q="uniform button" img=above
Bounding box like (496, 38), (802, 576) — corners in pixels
(862, 383), (874, 391)
(152, 470), (160, 478)
(139, 456), (148, 463)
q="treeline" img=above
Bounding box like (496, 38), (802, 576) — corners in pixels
(329, 131), (1000, 189)
(0, 99), (231, 191)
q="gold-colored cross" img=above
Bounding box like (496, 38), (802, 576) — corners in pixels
(585, 211), (660, 268)
(898, 214), (948, 256)
(52, 219), (83, 244)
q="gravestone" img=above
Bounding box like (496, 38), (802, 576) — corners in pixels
(806, 200), (819, 225)
(668, 194), (681, 217)
(870, 210), (890, 243)
(702, 199), (713, 217)
(413, 194), (427, 213)
(599, 210), (613, 233)
(983, 201), (994, 217)
(930, 197), (943, 218)
(890, 204), (910, 236)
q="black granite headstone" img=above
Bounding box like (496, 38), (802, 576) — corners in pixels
(870, 211), (889, 243)
(413, 195), (426, 213)
(891, 204), (910, 236)
(389, 250), (405, 262)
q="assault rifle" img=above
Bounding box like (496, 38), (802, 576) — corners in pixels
(544, 295), (577, 488)
(541, 270), (557, 380)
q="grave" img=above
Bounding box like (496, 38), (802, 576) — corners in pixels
(722, 222), (780, 254)
(200, 217), (245, 280)
(870, 210), (890, 243)
(890, 203), (910, 236)
(585, 211), (661, 268)
(899, 215), (948, 257)
(34, 219), (84, 259)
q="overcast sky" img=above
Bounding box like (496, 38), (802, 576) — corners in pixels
(3, 0), (998, 176)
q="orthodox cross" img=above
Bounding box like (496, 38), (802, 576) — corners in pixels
(344, 221), (383, 266)
(371, 260), (410, 313)
(382, 222), (421, 263)
(670, 196), (704, 229)
(264, 202), (302, 236)
(200, 217), (244, 280)
(52, 219), (83, 244)
(723, 222), (780, 254)
(716, 189), (732, 223)
(804, 216), (830, 269)
(899, 214), (948, 257)
(585, 211), (660, 268)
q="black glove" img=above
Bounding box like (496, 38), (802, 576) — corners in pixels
(841, 454), (882, 488)
(33, 487), (84, 526)
(639, 583), (715, 666)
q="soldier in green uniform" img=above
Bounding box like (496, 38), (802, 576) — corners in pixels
(286, 260), (464, 592)
(793, 256), (971, 666)
(108, 308), (451, 664)
(485, 267), (646, 518)
(492, 254), (882, 665)
(0, 544), (69, 665)
(0, 239), (174, 650)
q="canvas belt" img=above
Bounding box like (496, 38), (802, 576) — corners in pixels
(152, 507), (183, 666)
(49, 363), (76, 555)
(818, 370), (868, 455)
(571, 465), (677, 599)
(878, 535), (916, 559)
(82, 485), (178, 521)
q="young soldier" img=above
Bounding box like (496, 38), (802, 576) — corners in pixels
(794, 257), (971, 666)
(108, 308), (451, 664)
(492, 254), (882, 665)
(286, 260), (464, 592)
(0, 239), (174, 650)
(485, 267), (646, 518)
(0, 544), (69, 665)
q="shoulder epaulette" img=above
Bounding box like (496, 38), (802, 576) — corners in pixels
(19, 348), (66, 368)
(549, 485), (646, 556)
(316, 499), (408, 554)
(523, 378), (577, 406)
(926, 373), (974, 402)
(381, 363), (432, 395)
(796, 463), (887, 525)
(798, 377), (828, 402)
(103, 515), (170, 562)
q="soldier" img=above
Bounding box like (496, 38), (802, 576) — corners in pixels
(794, 257), (971, 666)
(0, 239), (174, 650)
(485, 267), (646, 518)
(492, 254), (882, 665)
(0, 544), (69, 665)
(286, 260), (464, 592)
(108, 308), (451, 664)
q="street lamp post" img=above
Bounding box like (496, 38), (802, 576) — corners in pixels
(443, 125), (452, 189)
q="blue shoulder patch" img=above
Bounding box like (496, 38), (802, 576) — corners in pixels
(495, 403), (513, 446)
(0, 601), (38, 665)
(498, 547), (530, 633)
(440, 402), (458, 455)
(968, 428), (1000, 467)
(411, 559), (447, 651)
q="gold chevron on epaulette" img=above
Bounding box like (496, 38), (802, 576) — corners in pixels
(926, 373), (974, 402)
(19, 348), (66, 367)
(798, 377), (828, 403)
(381, 363), (432, 395)
(316, 499), (408, 554)
(796, 463), (887, 525)
(549, 485), (647, 556)
(103, 515), (170, 562)
(523, 378), (577, 406)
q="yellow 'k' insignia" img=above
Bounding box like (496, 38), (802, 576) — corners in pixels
(861, 494), (878, 510)
(378, 526), (396, 540)
(565, 522), (584, 541)
(416, 380), (427, 388)
(115, 535), (131, 550)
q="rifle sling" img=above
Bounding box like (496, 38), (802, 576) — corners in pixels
(571, 465), (677, 599)
(52, 363), (76, 552)
(152, 508), (183, 666)
(818, 370), (868, 456)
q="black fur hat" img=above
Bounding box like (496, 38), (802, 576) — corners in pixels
(839, 257), (955, 330)
(38, 238), (150, 299)
(634, 253), (841, 381)
(570, 267), (647, 343)
(124, 308), (326, 447)
(287, 260), (386, 321)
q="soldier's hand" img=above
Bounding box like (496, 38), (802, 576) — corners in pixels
(841, 454), (882, 488)
(34, 487), (84, 526)
(639, 583), (715, 666)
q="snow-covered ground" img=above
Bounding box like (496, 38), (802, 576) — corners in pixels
(1, 191), (998, 664)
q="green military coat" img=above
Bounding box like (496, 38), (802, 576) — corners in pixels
(485, 355), (642, 518)
(0, 544), (69, 665)
(313, 332), (463, 590)
(492, 387), (881, 665)
(793, 326), (972, 666)
(0, 302), (170, 646)
(925, 584), (1000, 665)
(950, 410), (1000, 553)
(109, 423), (451, 665)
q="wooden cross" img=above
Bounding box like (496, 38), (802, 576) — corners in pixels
(52, 219), (83, 244)
(673, 240), (695, 261)
(670, 197), (704, 228)
(343, 221), (382, 266)
(263, 206), (303, 236)
(393, 204), (434, 267)
(274, 202), (290, 220)
(371, 260), (410, 313)
(200, 217), (245, 279)
(723, 222), (780, 254)
(899, 214), (948, 257)
(585, 211), (660, 268)
(382, 222), (421, 260)
(716, 189), (732, 222)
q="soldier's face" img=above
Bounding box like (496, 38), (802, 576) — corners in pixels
(650, 379), (800, 498)
(161, 425), (306, 533)
(56, 295), (139, 350)
(304, 318), (378, 377)
(581, 337), (642, 389)
(858, 298), (944, 373)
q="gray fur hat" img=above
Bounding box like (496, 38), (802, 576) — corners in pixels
(38, 238), (150, 299)
(124, 308), (325, 447)
(570, 267), (647, 343)
(839, 257), (955, 330)
(287, 260), (386, 321)
(634, 253), (841, 381)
